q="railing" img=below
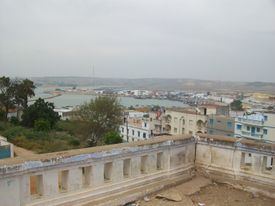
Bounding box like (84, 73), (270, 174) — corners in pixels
(241, 131), (263, 139)
(237, 117), (264, 126)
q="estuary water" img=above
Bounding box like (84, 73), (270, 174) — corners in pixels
(32, 87), (187, 108)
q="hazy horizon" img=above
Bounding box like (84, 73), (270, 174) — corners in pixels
(10, 76), (274, 84)
(1, 0), (275, 82)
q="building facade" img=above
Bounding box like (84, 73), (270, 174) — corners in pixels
(120, 118), (153, 142)
(164, 109), (207, 135)
(207, 115), (235, 137)
(235, 112), (275, 142)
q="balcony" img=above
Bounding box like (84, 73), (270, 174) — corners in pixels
(241, 131), (263, 139)
(237, 117), (264, 126)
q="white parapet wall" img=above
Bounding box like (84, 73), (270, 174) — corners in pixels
(0, 134), (275, 206)
(196, 134), (275, 198)
(0, 135), (196, 206)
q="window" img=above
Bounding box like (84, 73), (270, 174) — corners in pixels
(144, 122), (147, 128)
(138, 131), (140, 137)
(141, 155), (148, 174)
(227, 122), (232, 128)
(104, 162), (112, 181)
(81, 166), (92, 187)
(30, 175), (43, 197)
(237, 124), (242, 130)
(247, 126), (250, 131)
(123, 159), (131, 177)
(143, 132), (147, 138)
(58, 170), (69, 192)
(209, 119), (214, 125)
(257, 127), (260, 132)
(121, 127), (124, 133)
(263, 129), (268, 135)
(263, 156), (273, 171)
(264, 115), (268, 121)
(132, 129), (135, 136)
(157, 152), (164, 170)
(241, 152), (252, 168)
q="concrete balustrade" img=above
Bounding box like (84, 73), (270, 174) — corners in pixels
(0, 134), (275, 206)
(0, 135), (195, 206)
(196, 134), (275, 198)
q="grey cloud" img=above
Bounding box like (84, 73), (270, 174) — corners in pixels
(0, 0), (275, 82)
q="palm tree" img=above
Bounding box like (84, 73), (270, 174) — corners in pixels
(15, 79), (36, 109)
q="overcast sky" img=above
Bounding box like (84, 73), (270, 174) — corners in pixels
(0, 0), (275, 82)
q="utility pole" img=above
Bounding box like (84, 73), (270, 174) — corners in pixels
(124, 112), (129, 142)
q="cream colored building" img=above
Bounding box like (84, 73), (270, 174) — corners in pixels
(164, 108), (207, 135)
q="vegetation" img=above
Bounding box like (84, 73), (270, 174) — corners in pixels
(21, 98), (60, 128)
(103, 131), (123, 145)
(0, 76), (125, 153)
(0, 76), (35, 120)
(230, 99), (244, 111)
(75, 95), (123, 146)
(0, 76), (16, 120)
(0, 121), (83, 153)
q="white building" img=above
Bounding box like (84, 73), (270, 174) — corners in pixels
(235, 112), (275, 142)
(54, 107), (74, 120)
(120, 118), (152, 142)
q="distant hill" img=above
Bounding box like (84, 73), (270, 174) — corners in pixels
(30, 76), (275, 94)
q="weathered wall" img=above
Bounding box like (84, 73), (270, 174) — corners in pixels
(196, 134), (275, 198)
(0, 134), (275, 206)
(0, 135), (195, 206)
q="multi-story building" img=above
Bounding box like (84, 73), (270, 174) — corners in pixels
(120, 110), (167, 142)
(235, 112), (275, 142)
(120, 118), (153, 142)
(120, 111), (156, 142)
(207, 114), (235, 137)
(199, 103), (230, 116)
(164, 108), (207, 135)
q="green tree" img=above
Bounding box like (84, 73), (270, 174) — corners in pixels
(14, 79), (36, 109)
(76, 96), (123, 146)
(0, 77), (35, 120)
(21, 98), (60, 128)
(230, 99), (243, 111)
(0, 76), (16, 120)
(103, 131), (123, 145)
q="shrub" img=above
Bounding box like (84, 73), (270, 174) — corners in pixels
(34, 119), (51, 131)
(103, 131), (123, 145)
(69, 138), (80, 146)
(10, 117), (20, 125)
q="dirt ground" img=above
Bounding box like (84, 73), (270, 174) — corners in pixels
(135, 177), (274, 206)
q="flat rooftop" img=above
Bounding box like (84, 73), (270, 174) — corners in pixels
(137, 176), (274, 206)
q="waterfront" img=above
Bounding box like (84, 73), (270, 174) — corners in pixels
(32, 87), (187, 108)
